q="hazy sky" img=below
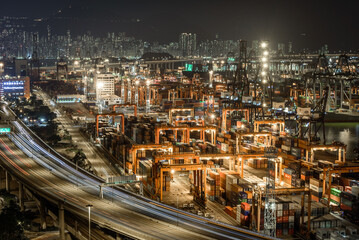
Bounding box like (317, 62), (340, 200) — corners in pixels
(1, 0), (358, 51)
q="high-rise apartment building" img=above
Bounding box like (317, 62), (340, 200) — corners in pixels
(179, 33), (197, 57)
(278, 43), (286, 55)
(288, 42), (293, 54)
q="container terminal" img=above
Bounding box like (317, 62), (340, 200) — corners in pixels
(3, 40), (359, 240)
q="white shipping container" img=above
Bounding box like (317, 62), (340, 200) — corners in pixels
(273, 102), (285, 109)
(310, 184), (323, 193)
(297, 107), (311, 116)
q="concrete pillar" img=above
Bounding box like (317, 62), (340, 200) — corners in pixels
(5, 171), (10, 192)
(19, 182), (24, 211)
(340, 80), (344, 109)
(59, 202), (65, 240)
(40, 199), (47, 230)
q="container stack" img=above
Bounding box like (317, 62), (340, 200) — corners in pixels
(247, 158), (268, 169)
(240, 202), (251, 227)
(209, 171), (220, 199)
(276, 200), (295, 237)
(206, 176), (215, 202)
(139, 160), (152, 180)
(340, 191), (356, 211)
(330, 188), (341, 206)
(310, 178), (323, 202)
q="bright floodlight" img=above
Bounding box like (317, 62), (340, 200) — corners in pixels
(0, 63), (4, 67)
(261, 71), (266, 76)
(209, 70), (213, 75)
(263, 51), (269, 56)
(262, 57), (267, 62)
(146, 80), (150, 85)
(263, 103), (267, 107)
(171, 169), (175, 174)
(97, 82), (104, 88)
(74, 60), (79, 65)
(211, 114), (215, 119)
(263, 79), (267, 83)
(261, 42), (267, 48)
(263, 63), (268, 68)
(135, 80), (140, 85)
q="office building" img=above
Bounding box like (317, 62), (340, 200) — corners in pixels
(0, 76), (30, 99)
(95, 73), (115, 99)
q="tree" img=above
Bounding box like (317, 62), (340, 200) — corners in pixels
(72, 150), (87, 169)
(0, 200), (27, 240)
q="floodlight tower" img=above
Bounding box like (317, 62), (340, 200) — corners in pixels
(135, 79), (140, 106)
(259, 41), (273, 109)
(264, 147), (277, 238)
(127, 78), (132, 104)
(146, 79), (151, 113)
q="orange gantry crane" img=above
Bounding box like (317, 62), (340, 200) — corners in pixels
(96, 113), (125, 136)
(236, 132), (273, 153)
(155, 125), (217, 144)
(304, 144), (347, 163)
(112, 104), (137, 116)
(154, 163), (206, 203)
(168, 108), (195, 124)
(322, 166), (359, 206)
(154, 152), (199, 164)
(253, 119), (285, 135)
(222, 108), (249, 131)
(129, 143), (173, 174)
(174, 118), (205, 126)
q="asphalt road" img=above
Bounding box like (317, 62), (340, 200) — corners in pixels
(0, 104), (274, 240)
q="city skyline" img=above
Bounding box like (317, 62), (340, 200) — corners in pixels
(1, 0), (358, 51)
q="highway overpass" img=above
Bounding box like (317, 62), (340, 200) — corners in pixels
(0, 105), (275, 240)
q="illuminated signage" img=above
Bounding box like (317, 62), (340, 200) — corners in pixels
(0, 127), (11, 133)
(185, 63), (193, 71)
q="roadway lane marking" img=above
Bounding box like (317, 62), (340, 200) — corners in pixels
(0, 138), (32, 168)
(0, 149), (29, 176)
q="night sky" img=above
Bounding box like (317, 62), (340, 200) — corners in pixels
(1, 0), (359, 51)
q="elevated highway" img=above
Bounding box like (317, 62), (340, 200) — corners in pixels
(0, 105), (275, 240)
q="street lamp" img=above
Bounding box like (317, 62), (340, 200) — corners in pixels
(261, 42), (267, 48)
(86, 204), (93, 240)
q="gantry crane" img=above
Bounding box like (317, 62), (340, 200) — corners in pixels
(130, 143), (173, 174)
(112, 104), (137, 116)
(95, 113), (125, 136)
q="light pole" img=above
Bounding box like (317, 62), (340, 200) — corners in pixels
(146, 79), (151, 113)
(135, 80), (139, 107)
(86, 204), (93, 240)
(209, 70), (213, 88)
(73, 60), (79, 72)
